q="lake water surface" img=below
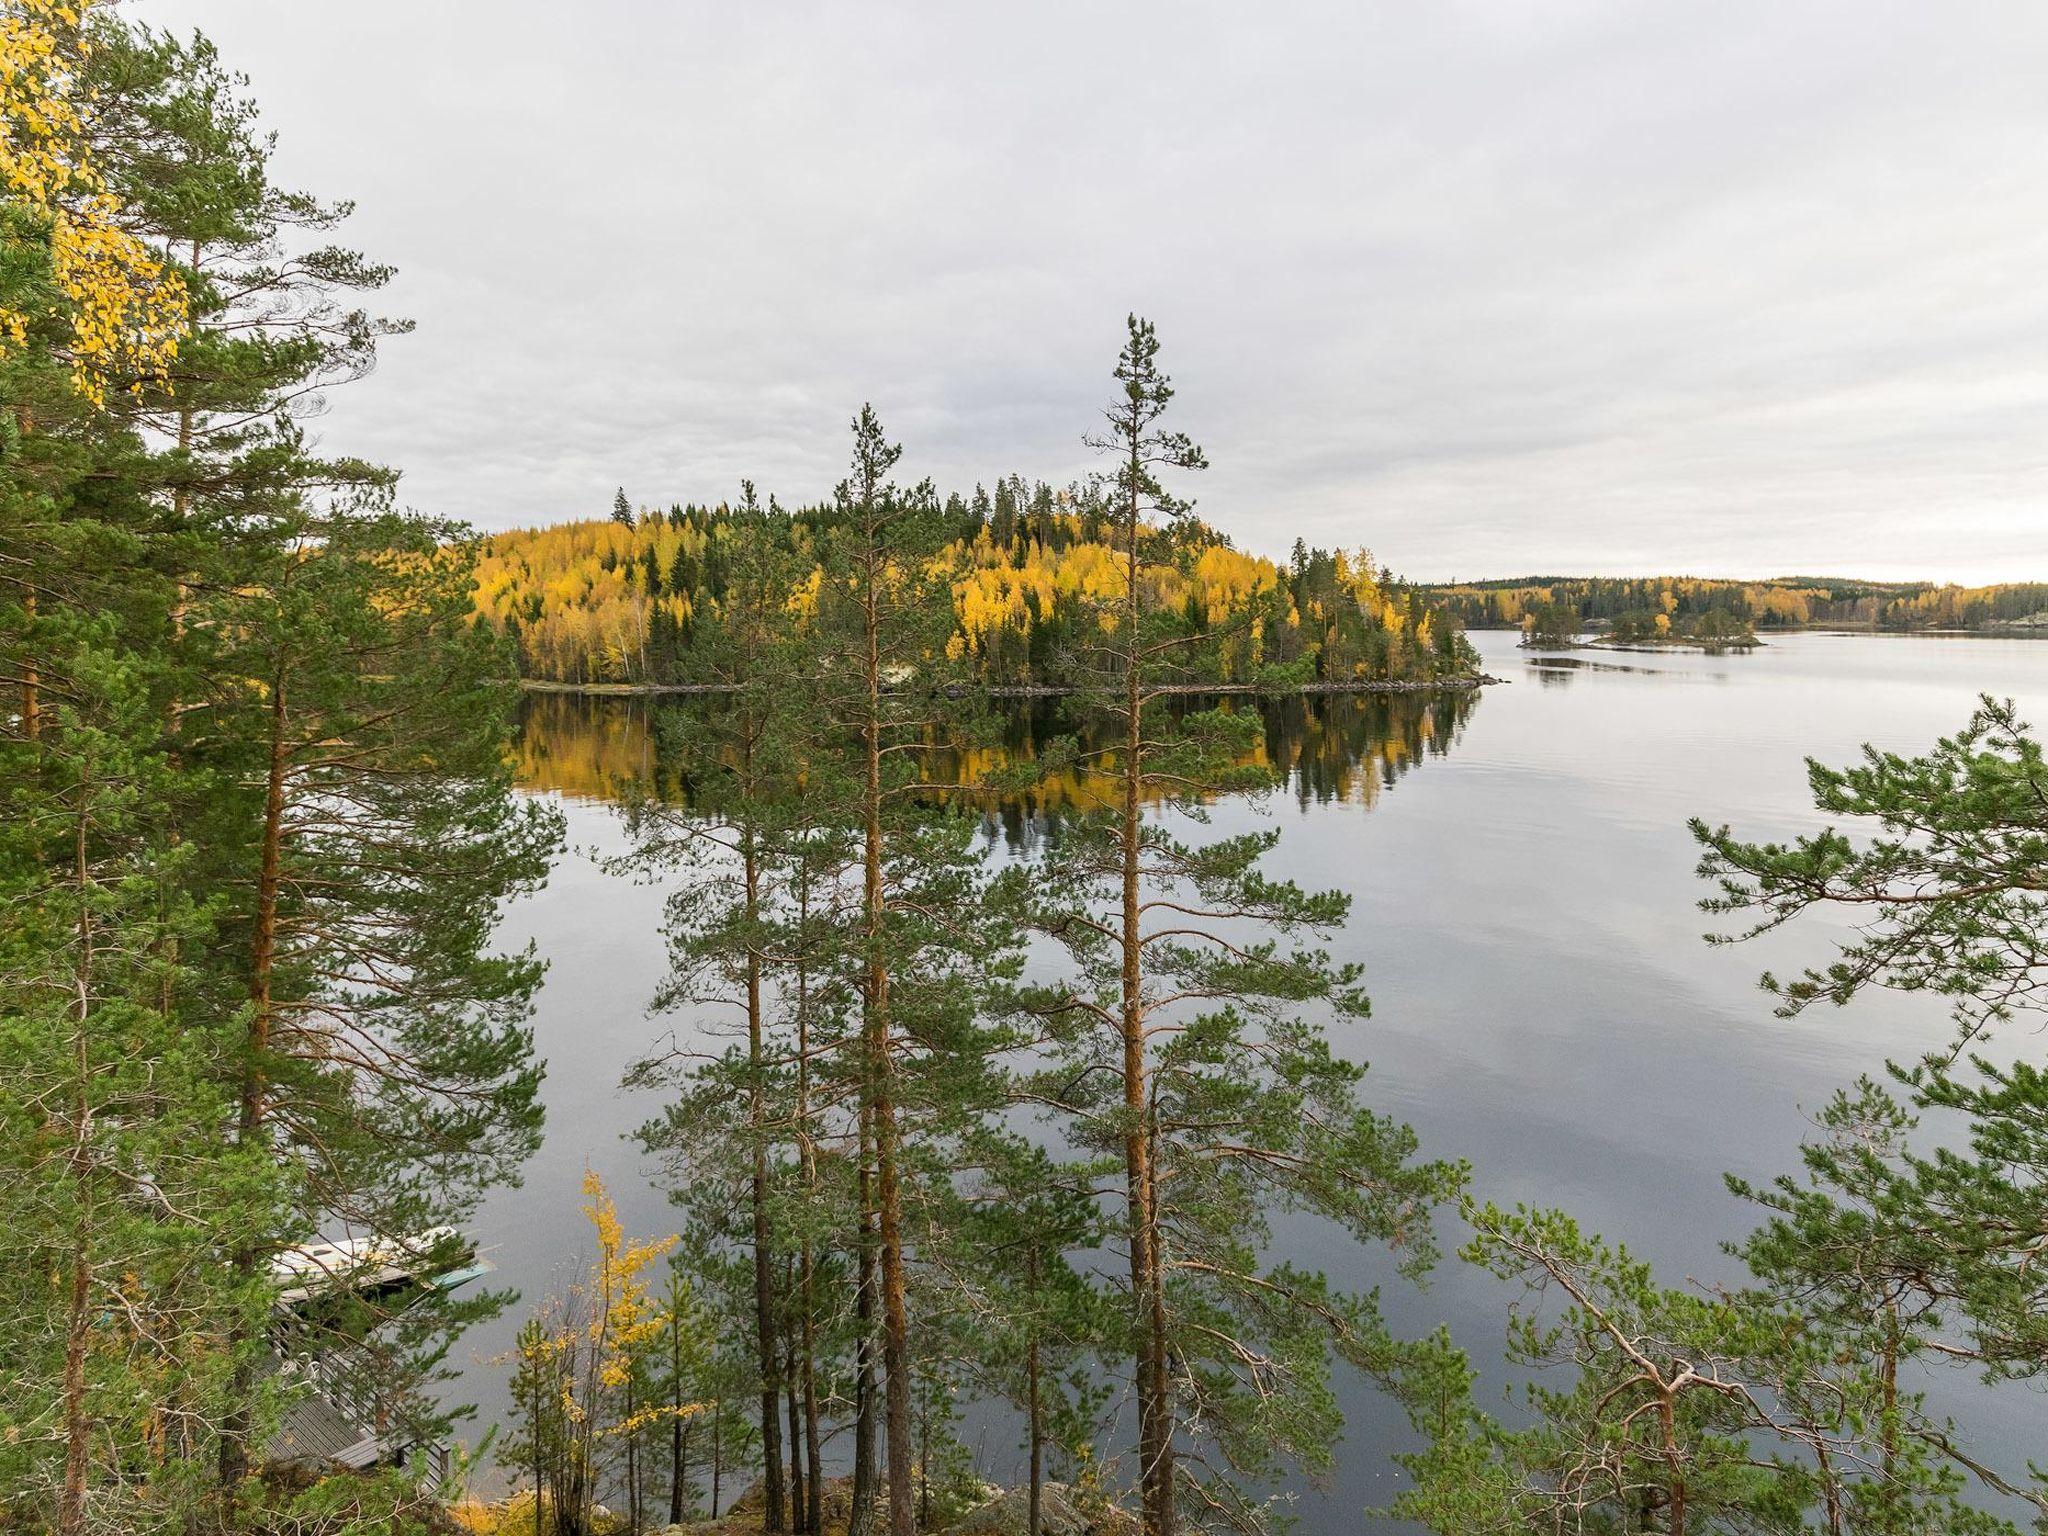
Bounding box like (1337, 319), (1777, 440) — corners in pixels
(460, 629), (2048, 1525)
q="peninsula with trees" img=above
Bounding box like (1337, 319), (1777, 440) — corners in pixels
(473, 507), (1480, 693)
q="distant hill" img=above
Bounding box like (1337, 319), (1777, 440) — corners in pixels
(1416, 575), (2048, 632)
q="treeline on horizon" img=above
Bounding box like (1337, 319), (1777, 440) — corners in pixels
(473, 489), (1479, 690)
(1424, 572), (2048, 631)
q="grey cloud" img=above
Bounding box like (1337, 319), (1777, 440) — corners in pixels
(144, 0), (2048, 581)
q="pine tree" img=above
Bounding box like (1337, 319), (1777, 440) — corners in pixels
(1386, 1204), (2006, 1535)
(1, 13), (238, 1527)
(657, 1273), (713, 1527)
(1009, 318), (1461, 1536)
(0, 597), (247, 1534)
(949, 1139), (1111, 1536)
(193, 503), (561, 1497)
(1374, 699), (2048, 1534)
(1694, 697), (2048, 1514)
(810, 408), (1026, 1536)
(618, 496), (824, 1531)
(6, 12), (564, 1521)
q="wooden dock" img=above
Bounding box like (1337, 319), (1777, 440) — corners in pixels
(259, 1227), (489, 1472)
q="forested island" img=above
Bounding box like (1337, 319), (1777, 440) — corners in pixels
(1518, 600), (1762, 654)
(8, 7), (2048, 1536)
(474, 502), (1479, 691)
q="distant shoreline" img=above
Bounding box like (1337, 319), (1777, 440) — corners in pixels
(517, 676), (1500, 698)
(1469, 622), (2046, 638)
(986, 677), (1497, 697)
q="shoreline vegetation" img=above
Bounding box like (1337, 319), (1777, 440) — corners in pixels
(515, 675), (1500, 697)
(473, 523), (2048, 695)
(479, 342), (1484, 1536)
(472, 503), (1483, 692)
(1474, 620), (2044, 636)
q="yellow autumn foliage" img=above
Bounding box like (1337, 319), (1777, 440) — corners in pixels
(579, 1169), (677, 1406)
(477, 509), (1475, 687)
(1, 0), (186, 401)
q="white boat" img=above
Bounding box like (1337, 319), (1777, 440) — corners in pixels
(269, 1226), (490, 1306)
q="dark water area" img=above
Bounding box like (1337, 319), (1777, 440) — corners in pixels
(457, 630), (2048, 1524)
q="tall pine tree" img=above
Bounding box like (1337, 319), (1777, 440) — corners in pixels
(1010, 318), (1461, 1536)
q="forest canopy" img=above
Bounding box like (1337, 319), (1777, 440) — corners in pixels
(472, 491), (1479, 689)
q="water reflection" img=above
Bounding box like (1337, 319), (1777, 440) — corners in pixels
(512, 692), (666, 803)
(471, 636), (2048, 1530)
(1523, 651), (1738, 685)
(514, 688), (1481, 849)
(1524, 655), (1664, 676)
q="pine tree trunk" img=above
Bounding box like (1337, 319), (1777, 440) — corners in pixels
(862, 579), (917, 1536)
(1026, 1256), (1042, 1536)
(59, 791), (96, 1536)
(802, 1247), (823, 1536)
(786, 1349), (806, 1534)
(849, 1101), (876, 1536)
(669, 1410), (686, 1525)
(671, 1308), (688, 1526)
(1881, 1301), (1900, 1480)
(532, 1368), (546, 1536)
(1815, 1440), (1842, 1536)
(59, 1232), (93, 1535)
(796, 903), (825, 1536)
(220, 660), (291, 1504)
(627, 1374), (641, 1535)
(1143, 1122), (1172, 1536)
(746, 821), (787, 1533)
(877, 1085), (913, 1536)
(676, 1422), (693, 1528)
(917, 1388), (930, 1532)
(1659, 1394), (1686, 1536)
(22, 590), (39, 744)
(1118, 467), (1172, 1536)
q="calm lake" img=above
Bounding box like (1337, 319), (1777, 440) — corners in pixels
(457, 628), (2047, 1524)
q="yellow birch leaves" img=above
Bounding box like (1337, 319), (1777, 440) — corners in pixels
(2, 0), (186, 402)
(579, 1171), (682, 1427)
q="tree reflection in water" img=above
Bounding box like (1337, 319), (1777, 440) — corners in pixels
(514, 689), (1480, 852)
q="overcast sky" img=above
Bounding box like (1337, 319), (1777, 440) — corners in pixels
(141, 1), (2046, 582)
